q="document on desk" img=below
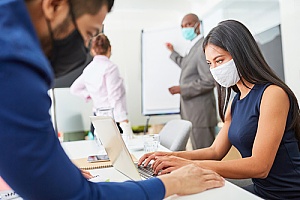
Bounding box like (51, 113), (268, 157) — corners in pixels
(88, 175), (110, 183)
(0, 190), (20, 200)
(0, 177), (20, 200)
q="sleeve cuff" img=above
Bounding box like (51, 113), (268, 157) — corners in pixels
(170, 51), (179, 61)
(133, 178), (165, 200)
(179, 84), (188, 98)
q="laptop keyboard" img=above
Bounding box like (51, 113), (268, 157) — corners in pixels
(135, 163), (156, 179)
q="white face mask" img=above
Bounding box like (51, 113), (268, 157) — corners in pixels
(210, 59), (240, 87)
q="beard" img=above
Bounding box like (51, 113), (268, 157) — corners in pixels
(40, 14), (73, 57)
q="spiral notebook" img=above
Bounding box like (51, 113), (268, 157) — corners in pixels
(72, 153), (138, 170)
(72, 158), (113, 170)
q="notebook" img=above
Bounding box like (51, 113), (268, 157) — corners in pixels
(72, 154), (138, 170)
(90, 116), (155, 181)
(72, 158), (113, 170)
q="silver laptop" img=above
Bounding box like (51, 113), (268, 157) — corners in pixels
(90, 116), (154, 181)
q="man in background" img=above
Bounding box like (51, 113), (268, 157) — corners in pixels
(0, 1), (224, 199)
(166, 13), (217, 149)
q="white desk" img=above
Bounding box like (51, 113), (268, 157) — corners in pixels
(62, 139), (262, 200)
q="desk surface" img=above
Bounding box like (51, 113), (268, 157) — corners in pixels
(62, 139), (262, 200)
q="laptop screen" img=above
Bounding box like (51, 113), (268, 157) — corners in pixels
(90, 116), (142, 181)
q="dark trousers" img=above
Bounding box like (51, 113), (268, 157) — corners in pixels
(90, 113), (123, 136)
(190, 127), (215, 149)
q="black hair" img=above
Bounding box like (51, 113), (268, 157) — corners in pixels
(203, 19), (300, 149)
(70, 0), (114, 18)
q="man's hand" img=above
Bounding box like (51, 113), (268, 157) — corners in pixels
(168, 86), (181, 94)
(159, 164), (224, 197)
(166, 43), (174, 52)
(85, 95), (91, 102)
(80, 169), (93, 179)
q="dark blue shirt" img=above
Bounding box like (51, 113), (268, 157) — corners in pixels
(229, 83), (300, 199)
(0, 0), (165, 199)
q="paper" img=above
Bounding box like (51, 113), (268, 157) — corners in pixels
(0, 177), (19, 200)
(88, 175), (110, 183)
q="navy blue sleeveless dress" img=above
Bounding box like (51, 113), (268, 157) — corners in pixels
(229, 84), (300, 199)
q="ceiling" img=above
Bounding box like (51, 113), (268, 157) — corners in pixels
(105, 0), (280, 35)
(111, 0), (279, 18)
(111, 0), (221, 16)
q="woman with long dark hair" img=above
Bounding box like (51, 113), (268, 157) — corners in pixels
(139, 20), (300, 199)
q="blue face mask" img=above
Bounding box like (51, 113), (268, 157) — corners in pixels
(181, 23), (198, 41)
(182, 27), (197, 41)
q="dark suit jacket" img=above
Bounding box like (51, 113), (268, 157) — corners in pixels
(170, 37), (217, 127)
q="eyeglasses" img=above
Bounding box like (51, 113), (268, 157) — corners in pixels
(92, 24), (104, 38)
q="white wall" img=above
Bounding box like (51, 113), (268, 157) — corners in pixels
(201, 0), (280, 36)
(280, 0), (300, 100)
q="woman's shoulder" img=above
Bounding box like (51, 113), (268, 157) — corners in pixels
(262, 84), (289, 105)
(264, 84), (288, 97)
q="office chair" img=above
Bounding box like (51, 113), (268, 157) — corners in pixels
(226, 178), (253, 188)
(159, 119), (192, 151)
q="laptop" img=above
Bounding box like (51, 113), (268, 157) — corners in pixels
(90, 116), (155, 181)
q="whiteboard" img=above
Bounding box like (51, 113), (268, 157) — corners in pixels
(141, 26), (189, 116)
